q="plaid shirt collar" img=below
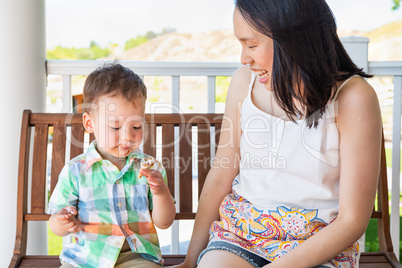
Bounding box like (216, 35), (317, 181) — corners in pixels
(84, 141), (145, 171)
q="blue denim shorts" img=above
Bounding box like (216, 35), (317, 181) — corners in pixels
(197, 241), (331, 268)
(197, 241), (270, 268)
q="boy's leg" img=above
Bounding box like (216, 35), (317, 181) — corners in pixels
(197, 250), (254, 268)
(114, 251), (161, 268)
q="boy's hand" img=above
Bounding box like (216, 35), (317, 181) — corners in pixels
(56, 206), (81, 233)
(139, 168), (168, 195)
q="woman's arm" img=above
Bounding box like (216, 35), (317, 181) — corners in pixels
(179, 66), (251, 268)
(266, 77), (382, 268)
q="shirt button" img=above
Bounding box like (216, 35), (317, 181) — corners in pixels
(118, 202), (123, 208)
(116, 180), (120, 184)
(114, 241), (120, 247)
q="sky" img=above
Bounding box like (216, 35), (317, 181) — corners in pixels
(46, 0), (402, 48)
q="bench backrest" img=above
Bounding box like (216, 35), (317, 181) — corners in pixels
(12, 110), (393, 258)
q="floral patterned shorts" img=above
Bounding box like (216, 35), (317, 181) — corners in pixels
(201, 192), (359, 268)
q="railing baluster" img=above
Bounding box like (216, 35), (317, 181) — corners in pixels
(391, 75), (402, 259)
(62, 75), (72, 113)
(207, 76), (216, 113)
(171, 75), (180, 254)
(172, 76), (180, 111)
(171, 126), (180, 254)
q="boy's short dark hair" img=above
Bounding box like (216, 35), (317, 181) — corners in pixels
(83, 62), (147, 112)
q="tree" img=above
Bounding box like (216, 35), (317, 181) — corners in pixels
(47, 44), (111, 60)
(161, 27), (176, 35)
(90, 40), (99, 48)
(124, 35), (149, 50)
(144, 31), (157, 40)
(392, 0), (400, 10)
(124, 28), (177, 51)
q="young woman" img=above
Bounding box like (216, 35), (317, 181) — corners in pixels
(178, 0), (382, 267)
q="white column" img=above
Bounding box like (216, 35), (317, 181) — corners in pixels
(391, 76), (402, 259)
(341, 36), (369, 72)
(0, 0), (46, 266)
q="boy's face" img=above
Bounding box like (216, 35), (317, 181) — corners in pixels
(83, 94), (145, 160)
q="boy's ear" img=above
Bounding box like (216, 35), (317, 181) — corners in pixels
(83, 112), (95, 133)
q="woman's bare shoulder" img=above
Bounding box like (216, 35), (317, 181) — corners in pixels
(336, 77), (378, 110)
(226, 65), (252, 103)
(336, 76), (381, 132)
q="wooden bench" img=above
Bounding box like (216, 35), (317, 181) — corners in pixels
(10, 110), (401, 267)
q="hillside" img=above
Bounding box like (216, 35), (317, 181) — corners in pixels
(114, 20), (402, 62)
(364, 19), (402, 43)
(116, 30), (241, 62)
(363, 19), (402, 61)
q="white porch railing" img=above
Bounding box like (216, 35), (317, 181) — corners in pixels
(46, 59), (402, 258)
(47, 60), (241, 114)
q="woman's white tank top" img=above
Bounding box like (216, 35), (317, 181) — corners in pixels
(232, 73), (356, 223)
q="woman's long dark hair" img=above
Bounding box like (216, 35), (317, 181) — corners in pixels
(235, 0), (372, 128)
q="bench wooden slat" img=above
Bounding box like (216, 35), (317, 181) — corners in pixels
(18, 256), (61, 267)
(12, 110), (32, 262)
(359, 263), (394, 268)
(378, 133), (395, 253)
(359, 252), (399, 268)
(197, 123), (211, 198)
(30, 113), (225, 125)
(30, 113), (82, 125)
(143, 123), (157, 158)
(50, 123), (66, 196)
(145, 113), (223, 124)
(179, 123), (193, 213)
(162, 124), (175, 198)
(89, 133), (95, 143)
(70, 124), (85, 159)
(214, 123), (221, 153)
(164, 255), (189, 266)
(24, 214), (50, 221)
(174, 213), (196, 220)
(31, 124), (48, 214)
(360, 252), (390, 263)
(371, 211), (382, 218)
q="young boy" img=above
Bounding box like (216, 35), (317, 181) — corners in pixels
(48, 63), (176, 268)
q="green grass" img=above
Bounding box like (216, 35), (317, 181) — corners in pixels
(365, 217), (402, 264)
(48, 222), (63, 255)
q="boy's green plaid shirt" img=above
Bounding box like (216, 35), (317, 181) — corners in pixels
(48, 141), (170, 268)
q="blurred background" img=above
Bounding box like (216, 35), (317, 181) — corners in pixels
(44, 0), (402, 259)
